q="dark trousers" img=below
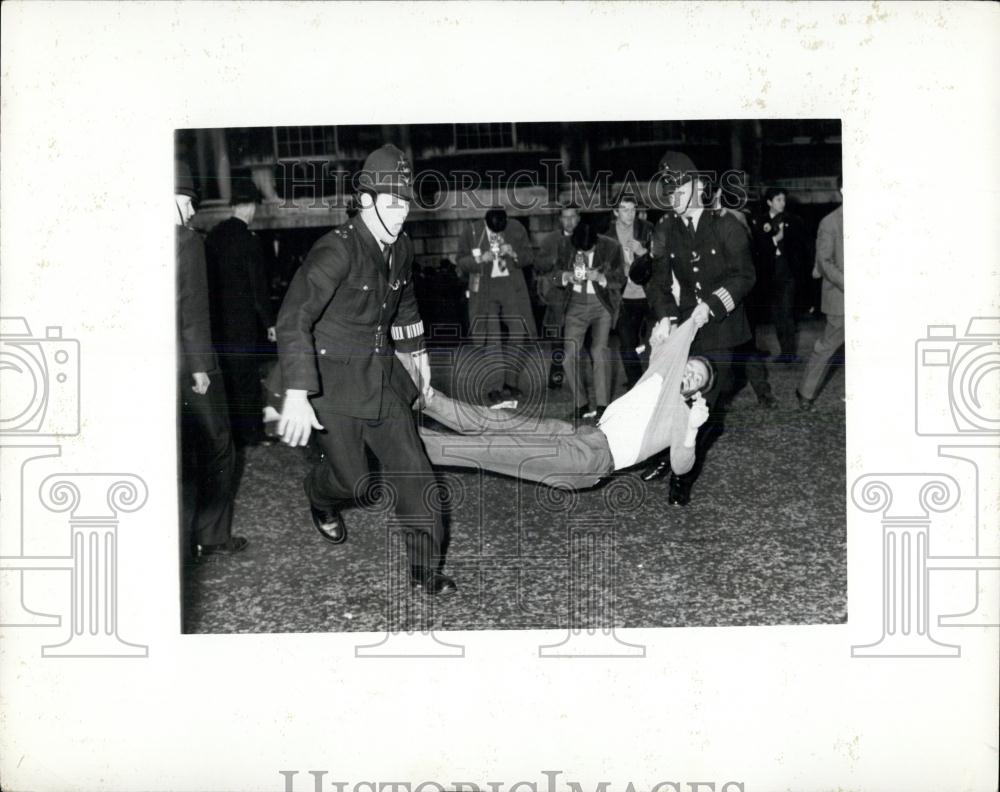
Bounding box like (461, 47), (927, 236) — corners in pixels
(307, 389), (445, 572)
(217, 347), (264, 446)
(563, 296), (613, 410)
(771, 272), (797, 357)
(470, 295), (537, 391)
(617, 297), (652, 389)
(541, 297), (565, 373)
(179, 373), (236, 550)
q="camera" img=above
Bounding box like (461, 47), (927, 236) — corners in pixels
(915, 318), (1000, 435)
(0, 317), (80, 436)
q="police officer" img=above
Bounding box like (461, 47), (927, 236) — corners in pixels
(175, 161), (247, 559)
(641, 152), (756, 505)
(274, 144), (456, 596)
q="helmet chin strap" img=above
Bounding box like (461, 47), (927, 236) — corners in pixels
(371, 195), (399, 243)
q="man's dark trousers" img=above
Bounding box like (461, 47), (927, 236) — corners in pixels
(306, 388), (444, 569)
(179, 376), (236, 550)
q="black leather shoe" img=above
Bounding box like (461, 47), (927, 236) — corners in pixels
(195, 536), (249, 558)
(310, 505), (347, 544)
(640, 458), (670, 482)
(795, 389), (816, 413)
(667, 473), (692, 506)
(410, 569), (458, 596)
(573, 406), (591, 422)
(757, 391), (779, 409)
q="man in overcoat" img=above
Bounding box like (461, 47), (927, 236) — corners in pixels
(274, 144), (455, 595)
(456, 208), (537, 405)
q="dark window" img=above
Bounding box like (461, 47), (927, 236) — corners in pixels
(275, 126), (338, 160)
(454, 123), (515, 151)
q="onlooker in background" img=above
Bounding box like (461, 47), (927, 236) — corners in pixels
(797, 179), (844, 410)
(555, 222), (626, 422)
(456, 208), (537, 405)
(205, 178), (276, 446)
(749, 187), (806, 365)
(535, 202), (581, 389)
(611, 192), (656, 390)
(175, 161), (246, 560)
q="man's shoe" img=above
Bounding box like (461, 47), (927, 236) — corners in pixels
(667, 474), (692, 506)
(487, 389), (506, 406)
(574, 406), (592, 422)
(195, 536), (249, 558)
(795, 389), (816, 413)
(310, 505), (347, 544)
(410, 569), (458, 596)
(640, 457), (670, 482)
(757, 391), (779, 409)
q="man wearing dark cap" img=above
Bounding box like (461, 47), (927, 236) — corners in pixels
(553, 222), (626, 422)
(175, 161), (247, 559)
(641, 151), (756, 505)
(204, 177), (276, 446)
(274, 144), (456, 595)
(456, 207), (537, 405)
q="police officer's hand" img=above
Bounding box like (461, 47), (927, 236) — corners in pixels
(191, 372), (210, 395)
(687, 393), (709, 429)
(267, 326), (277, 343)
(649, 318), (672, 346)
(692, 302), (711, 328)
(279, 389), (324, 447)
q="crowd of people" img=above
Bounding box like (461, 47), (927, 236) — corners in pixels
(176, 142), (845, 597)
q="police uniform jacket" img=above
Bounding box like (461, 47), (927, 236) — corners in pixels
(456, 217), (536, 345)
(554, 234), (627, 324)
(176, 226), (219, 377)
(647, 210), (756, 353)
(275, 219), (425, 420)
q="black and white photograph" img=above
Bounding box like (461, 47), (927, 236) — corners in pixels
(177, 120), (847, 633)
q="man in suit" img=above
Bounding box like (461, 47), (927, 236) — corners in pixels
(175, 161), (246, 559)
(204, 178), (276, 446)
(749, 187), (807, 364)
(456, 207), (537, 405)
(274, 144), (455, 595)
(641, 151), (756, 505)
(535, 202), (581, 389)
(554, 222), (626, 422)
(610, 192), (656, 390)
(797, 182), (844, 410)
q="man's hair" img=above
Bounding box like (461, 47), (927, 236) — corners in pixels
(764, 187), (787, 204)
(560, 201), (581, 213)
(571, 221), (597, 252)
(614, 192), (640, 210)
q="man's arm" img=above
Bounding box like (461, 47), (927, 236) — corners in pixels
(646, 221), (680, 322)
(816, 216), (844, 290)
(455, 222), (487, 276)
(391, 237), (430, 393)
(505, 219), (534, 269)
(602, 243), (627, 290)
(275, 235), (348, 395)
(177, 232), (218, 377)
(535, 231), (560, 274)
(248, 233), (277, 331)
(704, 215), (756, 324)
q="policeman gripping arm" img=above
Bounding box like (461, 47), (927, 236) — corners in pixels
(390, 236), (431, 395)
(646, 219), (681, 326)
(274, 235), (349, 444)
(703, 213), (756, 324)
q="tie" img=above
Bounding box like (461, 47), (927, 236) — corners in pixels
(383, 244), (392, 273)
(685, 217), (696, 240)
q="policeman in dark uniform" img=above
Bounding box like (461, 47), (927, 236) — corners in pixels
(641, 151), (756, 505)
(274, 144), (456, 595)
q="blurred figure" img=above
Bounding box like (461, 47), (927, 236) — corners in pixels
(535, 201), (581, 389)
(554, 222), (626, 422)
(457, 208), (537, 405)
(797, 179), (844, 410)
(749, 187), (807, 364)
(175, 161), (246, 560)
(611, 192), (655, 390)
(205, 177), (276, 446)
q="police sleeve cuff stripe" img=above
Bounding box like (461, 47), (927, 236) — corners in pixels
(713, 287), (735, 313)
(391, 320), (424, 341)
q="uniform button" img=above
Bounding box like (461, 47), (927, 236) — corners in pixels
(382, 303), (386, 308)
(363, 284), (369, 291)
(374, 347), (380, 353)
(696, 282), (701, 289)
(669, 254), (675, 259)
(320, 348), (327, 355)
(693, 267), (699, 272)
(711, 249), (716, 255)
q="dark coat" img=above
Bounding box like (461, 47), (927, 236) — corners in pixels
(553, 234), (627, 324)
(204, 217), (276, 346)
(176, 226), (218, 376)
(535, 227), (574, 305)
(275, 218), (424, 419)
(456, 217), (537, 344)
(612, 217), (656, 288)
(647, 210), (756, 353)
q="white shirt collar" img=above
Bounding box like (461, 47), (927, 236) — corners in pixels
(684, 207), (705, 231)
